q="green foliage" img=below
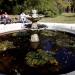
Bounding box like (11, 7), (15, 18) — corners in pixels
(31, 0), (61, 17)
(72, 0), (75, 8)
(0, 0), (74, 16)
(0, 40), (15, 51)
(44, 10), (57, 17)
(0, 0), (63, 17)
(24, 0), (63, 17)
(13, 5), (22, 14)
(25, 49), (56, 67)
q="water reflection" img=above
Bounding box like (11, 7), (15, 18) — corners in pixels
(56, 48), (75, 73)
(0, 73), (6, 75)
(41, 38), (54, 52)
(0, 31), (75, 75)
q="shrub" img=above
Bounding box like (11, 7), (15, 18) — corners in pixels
(13, 5), (22, 14)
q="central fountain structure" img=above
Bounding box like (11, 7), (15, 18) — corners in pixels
(28, 9), (43, 29)
(31, 9), (39, 29)
(28, 9), (44, 49)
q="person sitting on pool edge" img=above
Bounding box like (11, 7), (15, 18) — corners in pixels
(19, 12), (27, 23)
(1, 12), (11, 24)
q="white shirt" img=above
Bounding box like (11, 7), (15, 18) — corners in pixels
(20, 13), (26, 19)
(4, 14), (8, 18)
(20, 13), (27, 22)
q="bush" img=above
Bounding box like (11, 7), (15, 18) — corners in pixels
(13, 5), (22, 14)
(24, 9), (31, 14)
(44, 10), (55, 17)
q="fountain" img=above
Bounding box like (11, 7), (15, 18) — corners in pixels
(28, 9), (44, 49)
(0, 10), (75, 75)
(29, 9), (40, 29)
(26, 9), (46, 29)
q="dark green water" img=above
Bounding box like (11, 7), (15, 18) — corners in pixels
(0, 30), (75, 75)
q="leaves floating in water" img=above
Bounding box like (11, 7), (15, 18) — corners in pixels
(25, 49), (57, 67)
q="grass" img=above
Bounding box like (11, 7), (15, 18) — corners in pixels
(39, 13), (75, 23)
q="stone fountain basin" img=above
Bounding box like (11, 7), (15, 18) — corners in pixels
(28, 17), (41, 22)
(27, 15), (44, 22)
(25, 24), (48, 29)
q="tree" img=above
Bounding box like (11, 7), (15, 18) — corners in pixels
(57, 0), (72, 12)
(71, 0), (75, 12)
(0, 0), (64, 16)
(23, 0), (63, 17)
